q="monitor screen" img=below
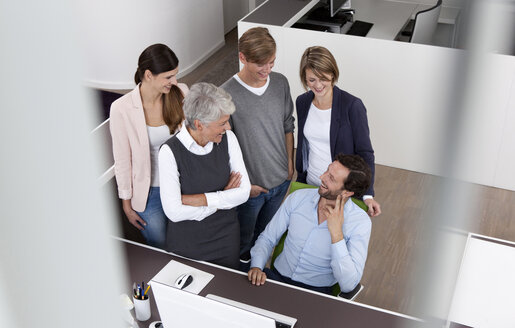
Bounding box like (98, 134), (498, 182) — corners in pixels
(151, 280), (276, 328)
(330, 0), (351, 17)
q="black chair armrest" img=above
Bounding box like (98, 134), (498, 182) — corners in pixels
(338, 283), (363, 300)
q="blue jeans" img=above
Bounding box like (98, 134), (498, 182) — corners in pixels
(136, 187), (167, 249)
(238, 180), (290, 256)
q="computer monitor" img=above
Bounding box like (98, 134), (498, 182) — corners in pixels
(151, 280), (276, 328)
(330, 0), (351, 17)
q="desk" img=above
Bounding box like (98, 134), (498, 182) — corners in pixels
(412, 4), (461, 47)
(411, 5), (460, 25)
(243, 0), (462, 43)
(120, 238), (427, 328)
(352, 0), (418, 40)
(242, 0), (419, 41)
(242, 0), (319, 27)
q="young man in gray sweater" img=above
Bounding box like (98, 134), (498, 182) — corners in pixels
(221, 27), (295, 268)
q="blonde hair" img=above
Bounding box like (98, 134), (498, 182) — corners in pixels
(238, 27), (276, 64)
(299, 46), (339, 90)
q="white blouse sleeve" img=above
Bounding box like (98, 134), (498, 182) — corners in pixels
(204, 130), (251, 209)
(159, 144), (216, 222)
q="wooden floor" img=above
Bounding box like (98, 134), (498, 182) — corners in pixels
(357, 164), (515, 314)
(164, 29), (515, 316)
(178, 28), (239, 86)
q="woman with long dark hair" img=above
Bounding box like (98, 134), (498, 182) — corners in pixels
(110, 44), (188, 248)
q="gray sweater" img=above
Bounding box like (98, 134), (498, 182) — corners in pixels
(221, 72), (295, 189)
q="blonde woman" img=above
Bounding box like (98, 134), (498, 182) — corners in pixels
(296, 46), (381, 217)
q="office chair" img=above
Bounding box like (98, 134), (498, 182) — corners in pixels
(403, 0), (442, 45)
(270, 181), (367, 301)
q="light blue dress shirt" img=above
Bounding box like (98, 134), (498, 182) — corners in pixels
(250, 188), (371, 292)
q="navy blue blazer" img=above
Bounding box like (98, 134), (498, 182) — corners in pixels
(295, 85), (375, 196)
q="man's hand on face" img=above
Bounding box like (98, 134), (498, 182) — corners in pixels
(323, 194), (348, 243)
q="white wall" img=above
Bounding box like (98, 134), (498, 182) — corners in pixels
(78, 0), (225, 90)
(223, 0), (249, 33)
(1, 1), (128, 327)
(239, 21), (515, 191)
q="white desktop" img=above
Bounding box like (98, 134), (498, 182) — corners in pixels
(151, 280), (298, 328)
(149, 259), (297, 328)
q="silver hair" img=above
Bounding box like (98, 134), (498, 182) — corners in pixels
(183, 82), (236, 129)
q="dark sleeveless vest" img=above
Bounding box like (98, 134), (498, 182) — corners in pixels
(164, 133), (239, 269)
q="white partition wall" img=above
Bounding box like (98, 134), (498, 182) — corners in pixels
(448, 235), (515, 327)
(78, 0), (225, 90)
(238, 21), (515, 191)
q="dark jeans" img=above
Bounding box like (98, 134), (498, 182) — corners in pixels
(264, 267), (333, 295)
(237, 180), (290, 256)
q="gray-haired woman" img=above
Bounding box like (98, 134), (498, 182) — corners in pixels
(158, 82), (250, 269)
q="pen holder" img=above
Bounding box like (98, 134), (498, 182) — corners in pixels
(133, 295), (151, 321)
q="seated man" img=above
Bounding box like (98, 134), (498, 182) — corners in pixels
(247, 154), (372, 294)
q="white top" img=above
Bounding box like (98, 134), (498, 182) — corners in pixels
(304, 103), (373, 200)
(233, 74), (270, 96)
(147, 125), (173, 187)
(158, 123), (251, 222)
(304, 103), (332, 187)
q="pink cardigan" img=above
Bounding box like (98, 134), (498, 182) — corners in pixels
(109, 83), (188, 212)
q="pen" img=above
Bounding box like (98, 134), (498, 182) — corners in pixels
(144, 284), (151, 297)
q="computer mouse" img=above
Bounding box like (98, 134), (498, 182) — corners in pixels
(174, 273), (193, 290)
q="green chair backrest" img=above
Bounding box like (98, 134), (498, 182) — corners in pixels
(270, 181), (368, 296)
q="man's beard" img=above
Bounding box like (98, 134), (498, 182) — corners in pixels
(318, 186), (342, 200)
